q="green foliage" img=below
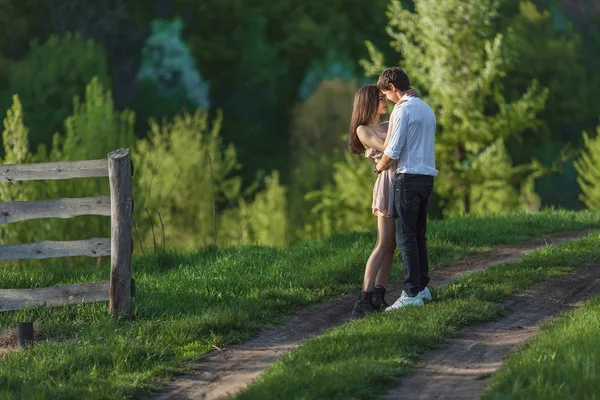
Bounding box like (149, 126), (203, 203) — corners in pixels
(0, 78), (135, 252)
(508, 2), (590, 128)
(503, 1), (593, 209)
(246, 171), (288, 247)
(575, 126), (600, 210)
(288, 78), (359, 238)
(225, 171), (289, 247)
(2, 95), (30, 165)
(303, 152), (375, 239)
(298, 52), (357, 100)
(58, 78), (135, 160)
(472, 139), (545, 213)
(3, 32), (110, 150)
(45, 78), (136, 242)
(0, 0), (42, 91)
(172, 0), (395, 183)
(133, 110), (241, 252)
(364, 0), (548, 215)
(0, 95), (49, 245)
(134, 17), (210, 133)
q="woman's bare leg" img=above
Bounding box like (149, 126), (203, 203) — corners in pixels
(362, 216), (396, 291)
(374, 243), (395, 288)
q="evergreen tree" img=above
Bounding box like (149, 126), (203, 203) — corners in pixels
(0, 95), (49, 245)
(363, 0), (548, 215)
(48, 77), (136, 242)
(575, 126), (600, 210)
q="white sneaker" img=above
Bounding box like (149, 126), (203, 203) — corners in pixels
(385, 291), (424, 311)
(418, 287), (433, 302)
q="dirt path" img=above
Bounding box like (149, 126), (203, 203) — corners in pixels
(384, 263), (600, 400)
(148, 230), (589, 400)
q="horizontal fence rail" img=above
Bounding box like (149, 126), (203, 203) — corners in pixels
(0, 159), (108, 182)
(0, 281), (110, 312)
(0, 196), (111, 224)
(0, 238), (111, 261)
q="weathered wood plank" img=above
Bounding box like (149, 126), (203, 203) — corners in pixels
(0, 196), (111, 224)
(0, 238), (111, 261)
(0, 159), (108, 182)
(0, 281), (109, 312)
(108, 149), (133, 317)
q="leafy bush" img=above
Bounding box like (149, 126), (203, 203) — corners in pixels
(133, 110), (240, 251)
(575, 126), (600, 210)
(3, 32), (109, 150)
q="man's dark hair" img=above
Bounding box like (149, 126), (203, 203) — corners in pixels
(377, 67), (410, 92)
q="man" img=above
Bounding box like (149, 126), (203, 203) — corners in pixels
(375, 67), (437, 310)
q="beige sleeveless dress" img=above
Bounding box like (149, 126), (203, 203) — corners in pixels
(365, 128), (397, 218)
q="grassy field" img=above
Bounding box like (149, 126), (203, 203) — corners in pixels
(238, 232), (600, 400)
(0, 210), (599, 399)
(483, 295), (600, 399)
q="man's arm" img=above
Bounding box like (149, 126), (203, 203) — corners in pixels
(376, 105), (409, 172)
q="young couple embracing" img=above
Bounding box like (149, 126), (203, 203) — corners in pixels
(348, 67), (437, 318)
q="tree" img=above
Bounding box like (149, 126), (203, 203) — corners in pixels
(575, 126), (600, 210)
(172, 0), (397, 184)
(0, 95), (49, 246)
(503, 1), (591, 209)
(242, 171), (288, 247)
(221, 171), (289, 247)
(133, 17), (210, 134)
(133, 110), (241, 251)
(363, 0), (548, 215)
(303, 152), (375, 239)
(3, 32), (110, 150)
(0, 0), (43, 91)
(48, 77), (136, 242)
(41, 0), (151, 111)
(288, 78), (358, 237)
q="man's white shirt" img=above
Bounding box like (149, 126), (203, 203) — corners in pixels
(384, 95), (438, 177)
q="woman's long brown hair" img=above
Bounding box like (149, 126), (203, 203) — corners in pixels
(348, 84), (381, 154)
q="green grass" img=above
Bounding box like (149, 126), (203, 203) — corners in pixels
(237, 232), (600, 400)
(483, 296), (600, 399)
(0, 210), (599, 399)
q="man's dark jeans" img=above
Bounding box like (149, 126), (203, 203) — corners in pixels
(393, 173), (434, 297)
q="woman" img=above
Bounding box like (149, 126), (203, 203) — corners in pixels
(347, 84), (417, 318)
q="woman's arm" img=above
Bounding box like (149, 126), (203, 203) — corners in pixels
(356, 126), (385, 152)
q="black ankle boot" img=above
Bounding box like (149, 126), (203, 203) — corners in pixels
(372, 286), (389, 311)
(352, 289), (376, 319)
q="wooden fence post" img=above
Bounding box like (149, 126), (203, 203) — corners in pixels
(108, 149), (133, 317)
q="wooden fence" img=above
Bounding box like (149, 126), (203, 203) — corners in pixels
(0, 148), (133, 317)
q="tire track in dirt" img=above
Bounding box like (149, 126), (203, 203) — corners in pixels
(148, 230), (590, 400)
(384, 263), (600, 400)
